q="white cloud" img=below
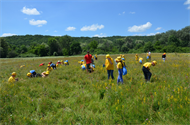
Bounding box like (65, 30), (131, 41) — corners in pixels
(129, 12), (135, 14)
(147, 32), (160, 36)
(128, 22), (152, 32)
(54, 30), (57, 32)
(133, 34), (145, 36)
(65, 27), (76, 31)
(119, 13), (121, 15)
(21, 6), (40, 15)
(45, 30), (48, 32)
(133, 32), (160, 36)
(29, 19), (47, 27)
(123, 11), (125, 14)
(188, 5), (190, 9)
(24, 18), (27, 20)
(81, 24), (104, 31)
(1, 33), (16, 37)
(184, 0), (190, 5)
(93, 33), (106, 37)
(155, 27), (162, 31)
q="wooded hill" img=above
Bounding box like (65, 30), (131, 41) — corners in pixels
(0, 26), (189, 58)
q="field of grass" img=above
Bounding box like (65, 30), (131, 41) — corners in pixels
(0, 53), (190, 124)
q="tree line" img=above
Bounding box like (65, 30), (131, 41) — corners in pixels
(0, 26), (189, 58)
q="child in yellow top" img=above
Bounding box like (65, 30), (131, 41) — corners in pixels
(122, 55), (125, 59)
(47, 64), (53, 71)
(105, 54), (114, 80)
(41, 71), (50, 78)
(142, 61), (157, 82)
(116, 57), (123, 85)
(95, 54), (98, 60)
(139, 57), (143, 64)
(20, 65), (25, 68)
(135, 54), (138, 61)
(8, 72), (18, 83)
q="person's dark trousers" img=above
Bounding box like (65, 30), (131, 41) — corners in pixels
(107, 70), (114, 79)
(142, 66), (152, 80)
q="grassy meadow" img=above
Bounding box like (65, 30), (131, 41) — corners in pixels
(0, 53), (190, 124)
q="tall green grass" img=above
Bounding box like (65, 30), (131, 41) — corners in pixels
(0, 53), (189, 124)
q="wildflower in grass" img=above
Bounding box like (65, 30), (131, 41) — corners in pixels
(116, 107), (118, 110)
(154, 92), (156, 96)
(117, 99), (119, 104)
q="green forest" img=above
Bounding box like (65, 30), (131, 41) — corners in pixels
(0, 26), (189, 58)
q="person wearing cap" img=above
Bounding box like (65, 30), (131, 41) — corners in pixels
(84, 50), (92, 73)
(105, 54), (114, 80)
(47, 64), (53, 71)
(147, 51), (151, 61)
(61, 60), (64, 65)
(116, 57), (124, 85)
(139, 57), (143, 64)
(162, 53), (166, 62)
(41, 71), (50, 78)
(8, 72), (18, 83)
(95, 54), (98, 60)
(142, 61), (157, 82)
(135, 54), (138, 61)
(64, 60), (69, 66)
(122, 55), (125, 60)
(27, 70), (42, 78)
(39, 63), (45, 66)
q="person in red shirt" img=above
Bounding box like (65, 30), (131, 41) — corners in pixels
(39, 63), (45, 66)
(84, 51), (92, 73)
(48, 61), (52, 64)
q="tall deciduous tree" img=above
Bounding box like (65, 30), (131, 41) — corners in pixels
(0, 38), (8, 58)
(48, 38), (59, 56)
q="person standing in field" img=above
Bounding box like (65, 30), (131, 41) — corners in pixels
(8, 72), (18, 83)
(135, 54), (139, 61)
(84, 50), (92, 73)
(162, 53), (166, 62)
(122, 55), (125, 60)
(105, 54), (114, 80)
(139, 57), (143, 64)
(148, 51), (151, 61)
(116, 57), (124, 85)
(142, 61), (157, 82)
(95, 54), (98, 60)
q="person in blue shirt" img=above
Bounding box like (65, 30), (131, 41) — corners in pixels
(50, 63), (56, 69)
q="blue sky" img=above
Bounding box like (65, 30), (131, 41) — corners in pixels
(1, 0), (190, 37)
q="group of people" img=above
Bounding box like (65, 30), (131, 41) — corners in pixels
(8, 60), (70, 83)
(8, 51), (166, 84)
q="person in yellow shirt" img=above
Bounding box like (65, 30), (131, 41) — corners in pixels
(41, 71), (50, 78)
(8, 72), (18, 83)
(105, 54), (114, 80)
(142, 61), (157, 82)
(135, 54), (138, 61)
(64, 60), (69, 66)
(122, 55), (125, 60)
(20, 65), (25, 68)
(116, 57), (123, 85)
(61, 60), (64, 65)
(95, 54), (97, 60)
(139, 57), (143, 64)
(47, 64), (53, 71)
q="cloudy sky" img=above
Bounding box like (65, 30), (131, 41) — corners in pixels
(1, 0), (190, 37)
